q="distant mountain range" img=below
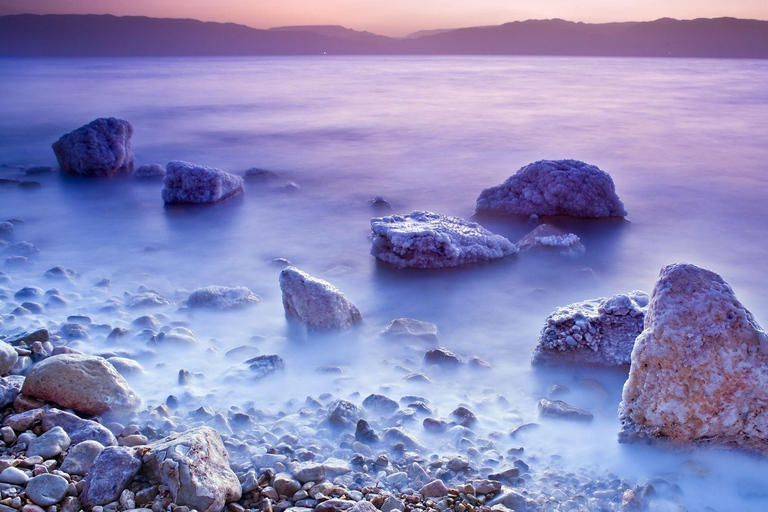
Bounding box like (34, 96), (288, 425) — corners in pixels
(1, 14), (767, 58)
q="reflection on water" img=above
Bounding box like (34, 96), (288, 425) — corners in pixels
(1, 55), (768, 511)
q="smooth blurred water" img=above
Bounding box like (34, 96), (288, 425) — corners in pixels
(1, 56), (768, 511)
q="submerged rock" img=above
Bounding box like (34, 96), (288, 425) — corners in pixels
(328, 399), (363, 428)
(144, 427), (241, 512)
(229, 354), (286, 380)
(162, 161), (243, 204)
(619, 263), (768, 452)
(538, 399), (593, 422)
(52, 118), (134, 177)
(380, 318), (439, 343)
(532, 291), (649, 367)
(517, 224), (585, 257)
(43, 265), (79, 280)
(424, 347), (464, 368)
(134, 163), (166, 178)
(156, 326), (198, 346)
(22, 354), (140, 416)
(370, 210), (517, 269)
(187, 285), (260, 310)
(279, 267), (361, 330)
(475, 159), (627, 218)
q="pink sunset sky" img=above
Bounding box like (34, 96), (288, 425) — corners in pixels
(2, 0), (767, 36)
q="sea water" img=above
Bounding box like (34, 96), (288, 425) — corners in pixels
(1, 56), (768, 510)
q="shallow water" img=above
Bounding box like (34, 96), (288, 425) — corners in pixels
(1, 55), (768, 510)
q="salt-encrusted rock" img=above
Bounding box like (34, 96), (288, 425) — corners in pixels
(380, 318), (438, 343)
(26, 426), (71, 458)
(619, 263), (768, 452)
(126, 291), (173, 309)
(52, 118), (134, 177)
(22, 354), (140, 416)
(43, 266), (79, 280)
(538, 399), (593, 422)
(370, 211), (517, 269)
(476, 160), (627, 218)
(81, 447), (142, 507)
(61, 440), (105, 475)
(532, 291), (649, 367)
(279, 267), (361, 331)
(362, 394), (399, 415)
(517, 224), (586, 257)
(187, 285), (260, 310)
(162, 161), (243, 204)
(0, 342), (18, 375)
(26, 473), (70, 506)
(144, 427), (241, 512)
(42, 408), (117, 446)
(134, 163), (165, 178)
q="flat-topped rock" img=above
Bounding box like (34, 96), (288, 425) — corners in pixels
(370, 210), (517, 269)
(22, 354), (140, 416)
(532, 291), (649, 367)
(52, 118), (134, 177)
(476, 159), (627, 218)
(279, 267), (361, 331)
(162, 161), (243, 204)
(619, 263), (768, 452)
(187, 285), (260, 310)
(517, 223), (585, 257)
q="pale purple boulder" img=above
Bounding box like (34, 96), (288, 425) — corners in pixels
(279, 267), (361, 331)
(476, 160), (627, 218)
(162, 161), (243, 204)
(370, 210), (518, 269)
(52, 118), (134, 177)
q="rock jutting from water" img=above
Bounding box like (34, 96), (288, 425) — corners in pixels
(187, 285), (261, 310)
(279, 266), (362, 330)
(475, 159), (627, 218)
(619, 263), (768, 452)
(134, 163), (166, 178)
(370, 210), (518, 269)
(162, 161), (244, 204)
(51, 117), (135, 177)
(532, 291), (649, 367)
(517, 223), (586, 257)
(380, 318), (439, 343)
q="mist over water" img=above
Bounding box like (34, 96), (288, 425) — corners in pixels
(1, 56), (768, 510)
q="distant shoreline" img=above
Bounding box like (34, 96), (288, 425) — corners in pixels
(1, 14), (767, 59)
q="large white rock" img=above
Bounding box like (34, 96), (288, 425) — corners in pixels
(162, 161), (243, 204)
(619, 263), (768, 452)
(187, 285), (260, 310)
(52, 118), (134, 177)
(21, 354), (140, 416)
(0, 342), (18, 376)
(279, 267), (361, 330)
(370, 210), (517, 269)
(475, 160), (627, 218)
(143, 427), (241, 512)
(532, 291), (648, 367)
(517, 224), (585, 257)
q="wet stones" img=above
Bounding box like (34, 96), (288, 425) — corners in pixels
(355, 419), (379, 444)
(328, 399), (363, 428)
(423, 347), (463, 368)
(22, 354), (141, 416)
(81, 446), (142, 507)
(362, 394), (399, 415)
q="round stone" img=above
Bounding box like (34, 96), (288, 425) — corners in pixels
(25, 473), (69, 506)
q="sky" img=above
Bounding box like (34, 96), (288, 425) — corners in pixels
(1, 0), (767, 36)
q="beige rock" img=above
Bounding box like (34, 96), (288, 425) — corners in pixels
(143, 426), (241, 512)
(619, 263), (768, 452)
(21, 354), (140, 416)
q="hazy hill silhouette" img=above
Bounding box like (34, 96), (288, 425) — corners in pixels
(1, 14), (766, 58)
